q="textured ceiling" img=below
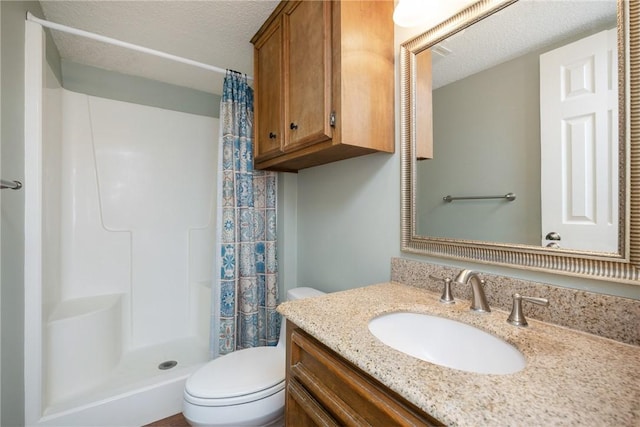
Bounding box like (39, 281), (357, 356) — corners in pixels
(39, 1), (280, 95)
(39, 1), (617, 96)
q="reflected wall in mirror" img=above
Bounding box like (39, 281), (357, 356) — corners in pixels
(400, 0), (640, 284)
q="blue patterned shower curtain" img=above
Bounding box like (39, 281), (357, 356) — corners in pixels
(211, 71), (279, 357)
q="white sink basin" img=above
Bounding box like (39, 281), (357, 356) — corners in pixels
(368, 312), (525, 375)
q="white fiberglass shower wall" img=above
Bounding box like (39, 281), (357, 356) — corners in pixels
(25, 22), (217, 426)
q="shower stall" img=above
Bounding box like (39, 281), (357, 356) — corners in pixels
(24, 20), (219, 426)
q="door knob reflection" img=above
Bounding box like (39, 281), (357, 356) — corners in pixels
(545, 232), (561, 241)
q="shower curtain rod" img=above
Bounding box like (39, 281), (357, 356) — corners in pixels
(26, 12), (253, 80)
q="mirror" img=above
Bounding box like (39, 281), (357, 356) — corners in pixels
(400, 0), (640, 284)
(417, 0), (618, 252)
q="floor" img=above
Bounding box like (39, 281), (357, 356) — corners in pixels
(145, 413), (189, 427)
(145, 412), (286, 427)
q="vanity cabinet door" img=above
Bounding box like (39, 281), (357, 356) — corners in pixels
(285, 322), (442, 426)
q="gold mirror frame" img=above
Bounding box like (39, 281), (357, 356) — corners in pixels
(400, 0), (639, 284)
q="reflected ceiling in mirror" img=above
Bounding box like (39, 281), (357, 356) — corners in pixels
(399, 0), (640, 284)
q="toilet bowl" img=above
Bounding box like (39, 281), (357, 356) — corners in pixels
(183, 287), (325, 427)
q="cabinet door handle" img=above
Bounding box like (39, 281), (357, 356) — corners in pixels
(290, 122), (298, 130)
(269, 132), (277, 139)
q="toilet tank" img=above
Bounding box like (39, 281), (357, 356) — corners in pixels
(278, 287), (325, 347)
(286, 287), (325, 301)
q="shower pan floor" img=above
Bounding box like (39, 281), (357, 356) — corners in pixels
(44, 336), (210, 417)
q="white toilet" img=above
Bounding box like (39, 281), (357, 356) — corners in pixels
(183, 287), (325, 427)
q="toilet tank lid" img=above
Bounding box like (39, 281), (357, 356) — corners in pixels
(286, 287), (326, 301)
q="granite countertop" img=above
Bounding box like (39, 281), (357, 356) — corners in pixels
(278, 282), (640, 426)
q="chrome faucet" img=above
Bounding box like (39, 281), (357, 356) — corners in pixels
(454, 269), (491, 312)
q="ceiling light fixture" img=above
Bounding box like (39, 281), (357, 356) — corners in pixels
(393, 0), (433, 28)
(393, 0), (474, 28)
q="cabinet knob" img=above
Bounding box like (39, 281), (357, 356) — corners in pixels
(269, 132), (277, 139)
(290, 122), (298, 130)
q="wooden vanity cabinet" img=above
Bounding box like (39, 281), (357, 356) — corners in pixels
(251, 0), (395, 172)
(285, 321), (443, 426)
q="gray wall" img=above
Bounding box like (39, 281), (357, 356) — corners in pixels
(295, 152), (400, 293)
(418, 50), (541, 245)
(1, 3), (58, 425)
(1, 3), (3, 421)
(62, 60), (221, 117)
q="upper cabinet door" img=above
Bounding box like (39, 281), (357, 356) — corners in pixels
(283, 0), (332, 152)
(254, 18), (284, 162)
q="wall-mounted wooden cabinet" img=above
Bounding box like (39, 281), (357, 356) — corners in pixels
(285, 321), (442, 425)
(251, 0), (395, 172)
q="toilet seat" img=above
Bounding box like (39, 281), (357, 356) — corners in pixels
(184, 346), (285, 407)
